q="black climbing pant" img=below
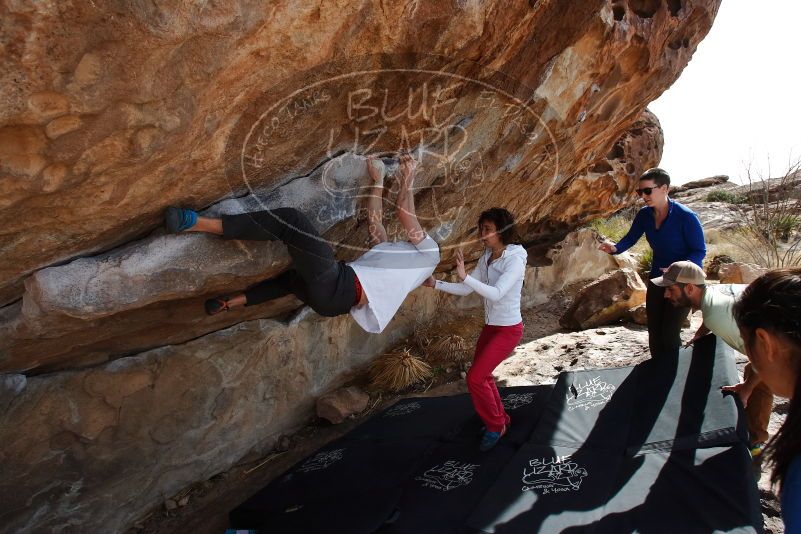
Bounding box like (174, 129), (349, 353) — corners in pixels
(645, 280), (690, 361)
(221, 208), (357, 317)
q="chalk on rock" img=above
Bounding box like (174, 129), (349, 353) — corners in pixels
(369, 158), (386, 181)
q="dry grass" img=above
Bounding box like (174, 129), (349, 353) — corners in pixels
(727, 160), (801, 268)
(369, 349), (433, 392)
(413, 321), (435, 354)
(705, 228), (724, 245)
(426, 334), (470, 365)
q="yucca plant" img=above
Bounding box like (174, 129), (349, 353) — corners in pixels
(637, 248), (653, 274)
(369, 349), (433, 392)
(413, 321), (435, 354)
(426, 334), (469, 364)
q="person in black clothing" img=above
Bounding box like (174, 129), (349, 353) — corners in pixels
(164, 154), (439, 332)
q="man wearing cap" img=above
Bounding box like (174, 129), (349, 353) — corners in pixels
(653, 260), (774, 458)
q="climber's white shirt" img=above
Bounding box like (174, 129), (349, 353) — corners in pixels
(348, 235), (440, 333)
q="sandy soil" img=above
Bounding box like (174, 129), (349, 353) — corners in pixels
(129, 286), (786, 534)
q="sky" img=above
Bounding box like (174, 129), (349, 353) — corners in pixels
(649, 1), (801, 185)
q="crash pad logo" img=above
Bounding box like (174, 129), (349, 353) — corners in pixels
(502, 392), (536, 410)
(521, 455), (588, 494)
(296, 448), (345, 473)
(566, 376), (616, 411)
(415, 460), (480, 491)
(383, 401), (422, 417)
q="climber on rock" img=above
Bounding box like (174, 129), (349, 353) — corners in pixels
(164, 153), (440, 334)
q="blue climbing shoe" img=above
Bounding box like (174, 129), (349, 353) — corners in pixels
(165, 207), (198, 233)
(479, 426), (507, 452)
(205, 297), (230, 316)
(478, 420), (511, 437)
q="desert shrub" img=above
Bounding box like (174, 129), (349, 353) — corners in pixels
(722, 160), (801, 268)
(369, 349), (432, 392)
(705, 190), (744, 204)
(588, 215), (632, 242)
(637, 248), (653, 273)
(426, 334), (469, 364)
(771, 214), (800, 242)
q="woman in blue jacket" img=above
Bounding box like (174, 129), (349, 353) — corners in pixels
(599, 168), (705, 360)
(734, 268), (801, 533)
(424, 208), (527, 451)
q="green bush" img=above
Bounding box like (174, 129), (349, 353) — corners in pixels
(637, 248), (653, 273)
(771, 215), (800, 242)
(705, 190), (744, 204)
(588, 215), (632, 242)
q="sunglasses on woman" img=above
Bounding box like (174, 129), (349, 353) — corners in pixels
(635, 185), (662, 196)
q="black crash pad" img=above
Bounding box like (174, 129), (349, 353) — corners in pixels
(230, 335), (759, 534)
(626, 335), (749, 456)
(530, 366), (638, 452)
(347, 395), (477, 441)
(450, 385), (554, 446)
(229, 438), (435, 531)
(465, 443), (623, 533)
(379, 441), (516, 534)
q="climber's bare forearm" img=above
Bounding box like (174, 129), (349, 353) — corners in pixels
(397, 186), (425, 245)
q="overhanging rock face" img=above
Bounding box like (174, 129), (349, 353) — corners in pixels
(0, 0), (718, 373)
(0, 0), (714, 313)
(0, 0), (721, 531)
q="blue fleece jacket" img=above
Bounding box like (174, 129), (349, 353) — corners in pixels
(614, 200), (706, 277)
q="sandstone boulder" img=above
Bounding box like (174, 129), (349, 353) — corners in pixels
(0, 290), (437, 534)
(0, 0), (719, 313)
(316, 386), (370, 424)
(671, 175), (729, 194)
(705, 254), (735, 280)
(718, 262), (768, 284)
(560, 268), (647, 330)
(0, 1), (723, 532)
(628, 303), (648, 325)
(523, 228), (640, 308)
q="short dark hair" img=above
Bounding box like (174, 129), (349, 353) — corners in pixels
(477, 208), (517, 245)
(675, 282), (705, 290)
(639, 167), (671, 188)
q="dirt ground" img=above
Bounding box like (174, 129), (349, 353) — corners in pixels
(129, 286), (786, 534)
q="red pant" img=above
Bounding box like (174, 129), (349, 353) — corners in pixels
(466, 323), (524, 433)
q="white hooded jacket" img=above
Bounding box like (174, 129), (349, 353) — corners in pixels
(434, 244), (527, 326)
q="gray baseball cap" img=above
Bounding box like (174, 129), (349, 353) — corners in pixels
(651, 261), (706, 287)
